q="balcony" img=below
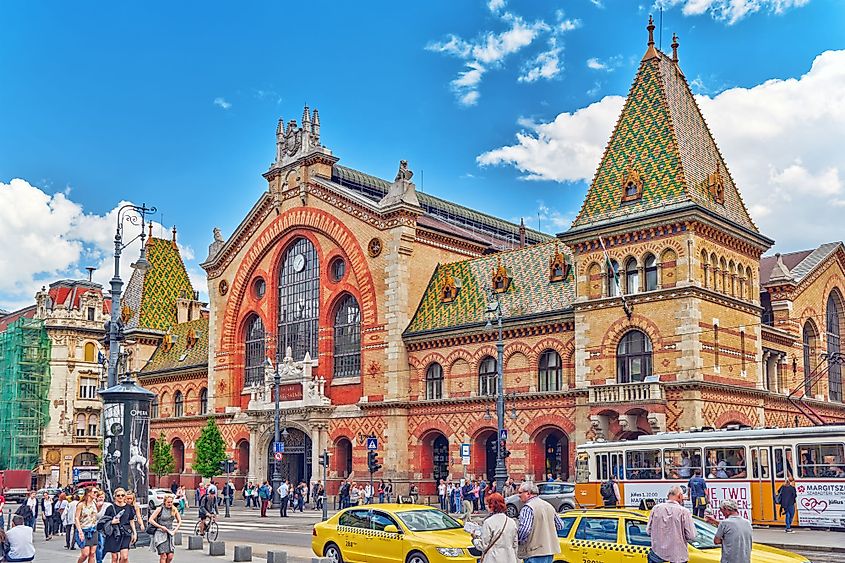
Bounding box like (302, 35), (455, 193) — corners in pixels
(588, 382), (664, 405)
(73, 435), (99, 445)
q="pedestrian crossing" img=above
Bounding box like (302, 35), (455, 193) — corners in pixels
(180, 515), (320, 534)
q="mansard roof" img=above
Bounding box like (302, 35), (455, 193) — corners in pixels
(570, 32), (757, 236)
(760, 242), (843, 286)
(404, 241), (574, 336)
(123, 236), (195, 332)
(141, 317), (208, 375)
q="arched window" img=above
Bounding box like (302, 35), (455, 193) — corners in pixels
(426, 363), (443, 400)
(538, 350), (563, 392)
(479, 356), (497, 396)
(644, 254), (658, 291)
(827, 291), (843, 402)
(84, 342), (96, 363)
(616, 330), (653, 383)
(278, 237), (320, 361)
(174, 391), (183, 417)
(76, 413), (86, 437)
(625, 258), (638, 295)
(803, 321), (819, 397)
(87, 414), (99, 436)
(199, 387), (208, 415)
(333, 295), (361, 378)
(607, 259), (620, 297)
(244, 315), (266, 387)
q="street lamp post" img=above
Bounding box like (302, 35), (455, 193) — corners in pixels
(265, 358), (283, 508)
(485, 292), (508, 493)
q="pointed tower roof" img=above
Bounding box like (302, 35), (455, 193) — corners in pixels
(569, 20), (758, 235)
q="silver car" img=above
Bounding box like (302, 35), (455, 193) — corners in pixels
(505, 482), (576, 517)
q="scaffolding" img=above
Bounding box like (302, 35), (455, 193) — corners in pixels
(0, 318), (51, 470)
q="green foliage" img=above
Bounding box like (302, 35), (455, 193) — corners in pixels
(193, 418), (226, 478)
(150, 432), (175, 478)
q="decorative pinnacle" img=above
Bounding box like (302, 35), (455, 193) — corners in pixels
(647, 15), (655, 47)
(148, 220), (153, 238)
(671, 33), (679, 62)
(172, 225), (177, 243)
(276, 117), (283, 135)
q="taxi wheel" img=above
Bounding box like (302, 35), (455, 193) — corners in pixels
(324, 543), (343, 563)
(406, 551), (429, 563)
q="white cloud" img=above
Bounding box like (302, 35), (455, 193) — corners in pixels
(0, 179), (207, 310)
(477, 49), (845, 250)
(213, 97), (232, 110)
(586, 55), (622, 72)
(519, 39), (562, 83)
(487, 0), (506, 13)
(658, 0), (811, 24)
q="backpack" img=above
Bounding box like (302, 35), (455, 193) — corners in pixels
(600, 480), (615, 500)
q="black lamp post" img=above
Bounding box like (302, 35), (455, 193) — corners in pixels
(484, 291), (508, 493)
(265, 358), (283, 508)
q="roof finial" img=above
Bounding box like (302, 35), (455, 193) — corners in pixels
(671, 33), (679, 63)
(647, 15), (655, 47)
(148, 220), (153, 239)
(172, 225), (177, 243)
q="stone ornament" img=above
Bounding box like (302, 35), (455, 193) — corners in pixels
(219, 279), (229, 296)
(368, 237), (383, 258)
(708, 162), (725, 204)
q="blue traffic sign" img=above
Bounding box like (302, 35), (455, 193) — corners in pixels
(460, 443), (470, 458)
(274, 442), (285, 453)
(500, 429), (509, 441)
(366, 437), (378, 451)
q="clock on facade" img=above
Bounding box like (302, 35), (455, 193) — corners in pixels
(292, 253), (306, 273)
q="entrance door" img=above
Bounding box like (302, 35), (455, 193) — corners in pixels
(266, 429), (312, 485)
(750, 447), (773, 522)
(485, 434), (497, 482)
(432, 435), (449, 486)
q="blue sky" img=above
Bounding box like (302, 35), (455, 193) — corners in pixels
(1, 0), (844, 310)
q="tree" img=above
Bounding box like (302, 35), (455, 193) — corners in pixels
(193, 418), (227, 479)
(150, 432), (175, 480)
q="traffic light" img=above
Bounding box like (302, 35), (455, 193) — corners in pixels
(367, 451), (382, 474)
(318, 450), (330, 466)
(218, 459), (236, 474)
(501, 440), (511, 459)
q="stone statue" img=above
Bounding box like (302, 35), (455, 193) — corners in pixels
(395, 160), (414, 182)
(380, 159), (420, 209)
(213, 227), (224, 243)
(206, 227), (226, 261)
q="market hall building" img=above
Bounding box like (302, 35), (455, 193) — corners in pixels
(138, 22), (845, 494)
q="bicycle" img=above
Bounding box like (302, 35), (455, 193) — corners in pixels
(194, 514), (219, 541)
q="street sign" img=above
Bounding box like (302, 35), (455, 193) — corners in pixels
(274, 442), (285, 453)
(273, 451), (283, 461)
(460, 443), (470, 458)
(366, 437), (378, 451)
(500, 428), (509, 441)
(461, 456), (470, 465)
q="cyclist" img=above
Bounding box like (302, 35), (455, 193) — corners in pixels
(197, 489), (219, 536)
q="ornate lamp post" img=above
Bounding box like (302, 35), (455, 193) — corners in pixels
(484, 291), (508, 492)
(264, 357), (283, 508)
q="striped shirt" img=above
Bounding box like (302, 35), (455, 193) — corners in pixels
(516, 502), (564, 544)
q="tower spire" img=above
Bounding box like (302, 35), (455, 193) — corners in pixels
(642, 15), (659, 61)
(671, 33), (679, 63)
(312, 108), (320, 144)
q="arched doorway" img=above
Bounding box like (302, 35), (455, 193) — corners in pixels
(172, 439), (185, 474)
(543, 432), (568, 481)
(335, 438), (353, 478)
(432, 435), (449, 485)
(237, 440), (250, 476)
(73, 452), (98, 467)
(484, 433), (497, 482)
(267, 428), (312, 485)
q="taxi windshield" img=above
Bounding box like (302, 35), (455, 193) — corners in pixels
(689, 518), (718, 550)
(395, 509), (462, 532)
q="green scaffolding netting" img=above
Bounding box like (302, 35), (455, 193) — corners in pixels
(0, 318), (51, 470)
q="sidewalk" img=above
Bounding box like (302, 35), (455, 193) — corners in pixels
(752, 526), (845, 554)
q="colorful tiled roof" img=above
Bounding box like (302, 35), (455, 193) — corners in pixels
(141, 318), (208, 374)
(123, 237), (195, 332)
(571, 45), (757, 233)
(405, 241), (575, 335)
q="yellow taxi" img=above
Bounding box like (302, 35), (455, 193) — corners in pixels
(554, 508), (811, 563)
(312, 504), (478, 563)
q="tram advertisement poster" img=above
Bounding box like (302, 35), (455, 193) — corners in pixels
(624, 482), (751, 520)
(796, 482), (845, 527)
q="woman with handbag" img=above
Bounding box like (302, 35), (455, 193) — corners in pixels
(475, 493), (518, 563)
(74, 487), (100, 563)
(148, 494), (182, 563)
(101, 488), (137, 563)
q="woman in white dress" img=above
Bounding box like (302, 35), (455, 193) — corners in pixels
(475, 493), (518, 563)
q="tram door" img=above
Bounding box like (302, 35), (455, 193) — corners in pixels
(751, 445), (792, 523)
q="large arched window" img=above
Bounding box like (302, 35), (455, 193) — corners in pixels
(479, 356), (497, 396)
(174, 391), (184, 417)
(625, 258), (638, 295)
(607, 259), (620, 297)
(333, 295), (361, 378)
(426, 363), (443, 400)
(616, 330), (653, 383)
(828, 291), (843, 402)
(278, 237), (320, 361)
(644, 254), (658, 291)
(803, 320), (819, 397)
(538, 350), (562, 392)
(199, 387), (208, 415)
(244, 315), (266, 387)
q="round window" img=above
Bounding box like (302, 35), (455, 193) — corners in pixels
(253, 277), (266, 299)
(331, 258), (346, 282)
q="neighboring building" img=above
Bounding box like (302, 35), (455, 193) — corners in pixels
(141, 21), (845, 494)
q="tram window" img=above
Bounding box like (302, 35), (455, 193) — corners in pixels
(705, 447), (747, 479)
(751, 448), (770, 479)
(597, 451), (624, 481)
(663, 448), (702, 479)
(774, 448), (795, 479)
(576, 453), (590, 483)
(797, 443), (845, 478)
(625, 450), (663, 480)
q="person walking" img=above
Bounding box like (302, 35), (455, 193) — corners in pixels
(646, 485), (696, 563)
(258, 482), (270, 517)
(278, 480), (289, 517)
(40, 492), (54, 540)
(364, 482), (373, 505)
(194, 484), (202, 508)
(74, 487), (99, 563)
(350, 483), (361, 506)
(385, 480), (394, 504)
(688, 469), (708, 518)
(708, 499), (752, 563)
(438, 479), (447, 511)
(94, 490), (111, 563)
(777, 477), (798, 533)
(378, 480), (386, 504)
(148, 494), (182, 563)
(17, 491), (37, 530)
(5, 514), (36, 563)
(600, 474), (621, 508)
(169, 481), (178, 495)
(409, 483), (419, 504)
(101, 487), (137, 563)
(476, 493), (518, 563)
(461, 481), (474, 516)
(64, 493), (80, 550)
(515, 482), (563, 563)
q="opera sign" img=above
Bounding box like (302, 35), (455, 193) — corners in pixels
(796, 482), (845, 527)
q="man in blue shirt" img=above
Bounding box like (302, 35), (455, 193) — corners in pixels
(688, 468), (708, 517)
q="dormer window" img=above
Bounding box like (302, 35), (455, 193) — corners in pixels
(441, 268), (461, 303)
(549, 244), (569, 283)
(491, 258), (511, 294)
(620, 155), (644, 203)
(708, 163), (725, 205)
